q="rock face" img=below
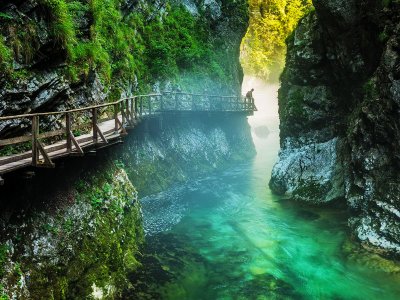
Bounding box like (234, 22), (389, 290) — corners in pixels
(270, 0), (400, 256)
(121, 114), (256, 195)
(0, 163), (144, 299)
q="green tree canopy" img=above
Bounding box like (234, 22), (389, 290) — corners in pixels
(241, 0), (313, 82)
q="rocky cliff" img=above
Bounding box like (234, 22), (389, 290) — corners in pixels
(0, 0), (248, 138)
(270, 0), (400, 257)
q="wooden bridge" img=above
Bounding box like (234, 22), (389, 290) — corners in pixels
(0, 92), (256, 184)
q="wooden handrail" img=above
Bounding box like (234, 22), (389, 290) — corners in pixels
(0, 92), (247, 121)
(0, 94), (161, 121)
(0, 89), (257, 178)
(0, 91), (256, 157)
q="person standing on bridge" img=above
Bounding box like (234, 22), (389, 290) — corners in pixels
(245, 88), (255, 104)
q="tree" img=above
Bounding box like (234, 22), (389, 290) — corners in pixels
(241, 0), (313, 82)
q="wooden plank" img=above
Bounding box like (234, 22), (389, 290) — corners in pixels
(0, 151), (32, 165)
(39, 129), (65, 139)
(32, 115), (39, 167)
(66, 112), (72, 153)
(92, 108), (98, 143)
(0, 135), (31, 146)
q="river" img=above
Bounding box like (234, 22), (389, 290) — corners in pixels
(131, 79), (400, 299)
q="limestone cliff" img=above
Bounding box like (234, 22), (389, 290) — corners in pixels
(270, 0), (400, 256)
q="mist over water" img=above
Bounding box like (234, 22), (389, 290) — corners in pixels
(138, 77), (400, 299)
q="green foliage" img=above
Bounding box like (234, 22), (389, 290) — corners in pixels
(241, 0), (313, 81)
(363, 78), (379, 100)
(0, 13), (13, 20)
(0, 142), (32, 157)
(0, 35), (12, 74)
(0, 244), (9, 300)
(0, 244), (8, 276)
(0, 285), (8, 300)
(378, 30), (389, 43)
(2, 0), (243, 93)
(39, 0), (76, 52)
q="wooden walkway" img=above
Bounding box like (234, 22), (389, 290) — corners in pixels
(0, 92), (257, 184)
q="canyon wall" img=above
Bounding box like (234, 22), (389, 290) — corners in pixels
(270, 0), (400, 256)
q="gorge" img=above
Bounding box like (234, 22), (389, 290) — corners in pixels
(0, 0), (400, 299)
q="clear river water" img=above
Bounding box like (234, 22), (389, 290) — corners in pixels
(134, 81), (400, 299)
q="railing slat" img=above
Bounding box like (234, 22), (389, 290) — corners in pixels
(0, 135), (31, 146)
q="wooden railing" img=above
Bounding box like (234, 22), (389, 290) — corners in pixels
(0, 92), (256, 182)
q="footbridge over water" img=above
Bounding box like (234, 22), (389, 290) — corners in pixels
(0, 92), (257, 184)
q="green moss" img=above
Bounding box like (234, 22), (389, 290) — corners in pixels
(285, 87), (307, 121)
(0, 35), (12, 74)
(363, 78), (379, 100)
(0, 244), (10, 299)
(0, 244), (8, 277)
(378, 30), (389, 43)
(1, 163), (144, 299)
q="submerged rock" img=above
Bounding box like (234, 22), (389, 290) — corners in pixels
(253, 125), (270, 139)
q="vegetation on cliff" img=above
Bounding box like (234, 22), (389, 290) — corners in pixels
(0, 0), (247, 97)
(240, 0), (313, 82)
(0, 161), (144, 299)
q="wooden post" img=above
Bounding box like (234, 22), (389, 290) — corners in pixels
(92, 108), (98, 143)
(130, 98), (134, 120)
(66, 112), (72, 153)
(122, 100), (127, 125)
(134, 97), (138, 118)
(140, 97), (143, 116)
(149, 96), (152, 115)
(31, 115), (39, 166)
(114, 103), (119, 132)
(174, 93), (178, 110)
(125, 99), (131, 123)
(160, 94), (164, 111)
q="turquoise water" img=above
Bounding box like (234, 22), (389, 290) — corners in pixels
(134, 84), (400, 299)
